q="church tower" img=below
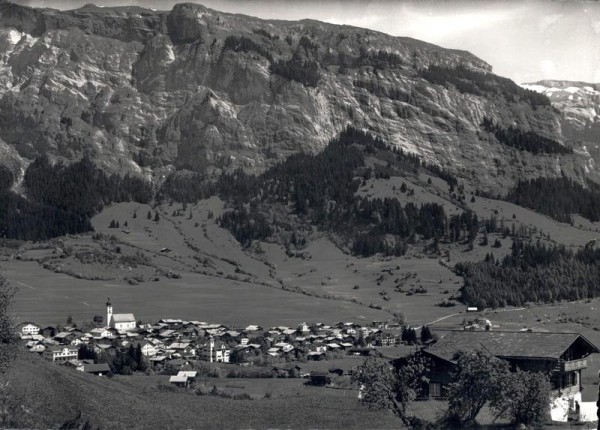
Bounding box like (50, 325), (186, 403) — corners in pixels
(106, 298), (113, 328)
(209, 336), (215, 363)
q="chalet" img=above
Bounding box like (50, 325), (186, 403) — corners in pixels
(377, 332), (399, 347)
(198, 338), (230, 363)
(40, 326), (57, 338)
(54, 332), (75, 344)
(149, 356), (167, 370)
(19, 322), (40, 336)
(297, 322), (310, 334)
(133, 341), (157, 357)
(307, 351), (326, 361)
(90, 328), (113, 339)
(29, 344), (46, 353)
(45, 345), (78, 362)
(309, 371), (331, 386)
(420, 330), (599, 420)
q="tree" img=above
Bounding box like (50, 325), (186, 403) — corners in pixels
(352, 355), (426, 426)
(66, 315), (73, 326)
(0, 277), (17, 373)
(490, 369), (551, 426)
(92, 315), (103, 327)
(357, 331), (367, 348)
(147, 210), (152, 220)
(445, 350), (511, 426)
(154, 212), (160, 222)
(135, 344), (147, 372)
(420, 326), (432, 343)
(401, 326), (417, 344)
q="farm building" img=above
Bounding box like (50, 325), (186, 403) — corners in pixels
(419, 330), (599, 421)
(80, 363), (111, 376)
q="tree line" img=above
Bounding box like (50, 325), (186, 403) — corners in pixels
(0, 156), (152, 240)
(506, 176), (600, 223)
(457, 239), (600, 308)
(481, 117), (572, 155)
(418, 65), (552, 107)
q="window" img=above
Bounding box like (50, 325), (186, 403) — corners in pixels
(430, 382), (441, 398)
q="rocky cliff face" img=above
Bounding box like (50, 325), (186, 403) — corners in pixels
(0, 2), (593, 191)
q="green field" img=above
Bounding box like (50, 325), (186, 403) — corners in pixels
(3, 352), (401, 430)
(5, 260), (389, 328)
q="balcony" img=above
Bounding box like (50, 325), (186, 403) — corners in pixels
(561, 358), (587, 372)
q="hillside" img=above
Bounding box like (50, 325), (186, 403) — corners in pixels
(3, 351), (399, 429)
(0, 1), (592, 195)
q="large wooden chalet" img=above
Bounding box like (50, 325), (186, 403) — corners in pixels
(421, 331), (599, 399)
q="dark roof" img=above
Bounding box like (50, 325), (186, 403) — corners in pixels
(425, 331), (599, 363)
(83, 363), (111, 373)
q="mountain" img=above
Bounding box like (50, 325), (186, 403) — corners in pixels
(521, 80), (600, 158)
(0, 1), (593, 194)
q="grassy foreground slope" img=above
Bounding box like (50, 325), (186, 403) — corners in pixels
(4, 352), (399, 430)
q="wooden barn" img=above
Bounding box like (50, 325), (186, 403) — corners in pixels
(420, 330), (599, 399)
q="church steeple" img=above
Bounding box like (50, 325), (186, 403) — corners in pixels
(106, 298), (113, 328)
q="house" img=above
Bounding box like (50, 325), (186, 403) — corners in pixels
(90, 328), (113, 339)
(19, 322), (40, 336)
(54, 332), (74, 344)
(149, 356), (167, 370)
(198, 338), (230, 363)
(29, 344), (46, 354)
(307, 351), (326, 361)
(297, 322), (310, 334)
(45, 345), (78, 362)
(420, 330), (599, 421)
(377, 332), (399, 347)
(134, 340), (157, 357)
(41, 326), (56, 337)
(105, 299), (136, 331)
(309, 371), (331, 386)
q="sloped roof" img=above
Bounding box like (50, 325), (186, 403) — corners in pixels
(425, 331), (599, 363)
(83, 363), (111, 373)
(112, 313), (136, 323)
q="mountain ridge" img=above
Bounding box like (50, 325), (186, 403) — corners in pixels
(0, 1), (593, 196)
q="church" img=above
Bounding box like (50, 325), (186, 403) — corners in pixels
(105, 299), (136, 331)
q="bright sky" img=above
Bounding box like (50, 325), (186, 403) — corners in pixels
(13, 0), (600, 84)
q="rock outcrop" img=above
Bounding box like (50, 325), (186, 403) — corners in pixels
(0, 2), (594, 192)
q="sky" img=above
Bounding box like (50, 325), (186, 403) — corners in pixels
(11, 0), (600, 84)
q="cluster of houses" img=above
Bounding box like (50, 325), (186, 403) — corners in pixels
(18, 300), (407, 374)
(17, 300), (600, 423)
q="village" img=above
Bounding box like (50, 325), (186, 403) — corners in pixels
(16, 299), (600, 423)
(17, 299), (419, 382)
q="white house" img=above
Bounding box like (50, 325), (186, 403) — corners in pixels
(45, 345), (78, 362)
(106, 299), (136, 331)
(136, 341), (157, 357)
(91, 327), (113, 339)
(20, 322), (40, 336)
(200, 337), (230, 363)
